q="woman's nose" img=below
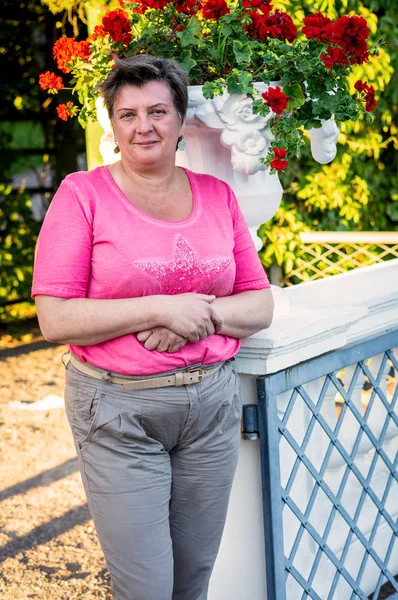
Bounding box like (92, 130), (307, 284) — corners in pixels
(136, 114), (153, 134)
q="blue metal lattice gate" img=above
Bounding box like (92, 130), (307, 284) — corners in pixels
(255, 330), (398, 600)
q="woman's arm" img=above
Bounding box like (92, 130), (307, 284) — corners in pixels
(136, 288), (274, 350)
(210, 288), (274, 338)
(35, 293), (223, 346)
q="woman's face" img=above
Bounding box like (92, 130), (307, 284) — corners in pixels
(112, 80), (184, 170)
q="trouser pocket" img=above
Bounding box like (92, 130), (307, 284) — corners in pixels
(216, 368), (242, 432)
(64, 373), (105, 450)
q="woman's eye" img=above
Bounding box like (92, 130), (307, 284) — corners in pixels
(152, 109), (166, 115)
(121, 112), (134, 119)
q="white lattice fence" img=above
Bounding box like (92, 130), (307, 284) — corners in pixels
(282, 233), (398, 287)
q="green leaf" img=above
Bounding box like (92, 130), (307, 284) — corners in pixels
(280, 116), (299, 133)
(226, 70), (253, 95)
(259, 73), (271, 85)
(178, 51), (197, 76)
(306, 119), (323, 129)
(283, 83), (305, 112)
(220, 12), (243, 37)
(77, 107), (89, 129)
(176, 15), (201, 48)
(220, 21), (233, 37)
(252, 98), (271, 117)
(202, 79), (225, 99)
(306, 79), (326, 99)
(285, 257), (294, 273)
(15, 267), (25, 282)
(232, 40), (252, 64)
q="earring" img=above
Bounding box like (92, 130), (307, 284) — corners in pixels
(114, 138), (120, 154)
(177, 137), (186, 151)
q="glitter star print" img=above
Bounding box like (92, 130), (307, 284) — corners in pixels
(134, 235), (232, 295)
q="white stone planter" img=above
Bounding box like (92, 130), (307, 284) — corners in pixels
(96, 84), (340, 250)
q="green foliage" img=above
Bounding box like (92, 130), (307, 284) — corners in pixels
(0, 184), (41, 311)
(258, 203), (310, 276)
(1, 0), (86, 321)
(0, 302), (38, 328)
(232, 40), (253, 64)
(258, 0), (398, 283)
(176, 16), (202, 48)
(284, 83), (306, 111)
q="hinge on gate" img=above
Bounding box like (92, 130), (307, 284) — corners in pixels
(242, 404), (259, 440)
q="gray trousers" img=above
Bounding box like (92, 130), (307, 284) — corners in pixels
(64, 359), (242, 600)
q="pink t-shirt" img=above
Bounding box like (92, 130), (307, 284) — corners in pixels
(32, 166), (270, 374)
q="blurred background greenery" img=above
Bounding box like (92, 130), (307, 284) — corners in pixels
(0, 0), (86, 340)
(0, 0), (397, 344)
(258, 0), (398, 286)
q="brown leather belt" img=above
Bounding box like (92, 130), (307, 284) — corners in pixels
(64, 352), (223, 391)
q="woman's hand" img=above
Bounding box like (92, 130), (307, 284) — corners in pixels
(136, 327), (189, 353)
(160, 293), (224, 342)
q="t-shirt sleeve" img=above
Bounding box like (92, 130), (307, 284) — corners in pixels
(31, 177), (93, 299)
(228, 186), (270, 294)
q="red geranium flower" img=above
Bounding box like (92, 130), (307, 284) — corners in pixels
(242, 0), (272, 14)
(244, 11), (269, 40)
(262, 86), (290, 114)
(331, 15), (370, 47)
(135, 0), (169, 13)
(364, 88), (377, 112)
(53, 38), (91, 73)
(329, 15), (370, 64)
(102, 9), (132, 44)
(348, 39), (369, 65)
(245, 10), (297, 42)
(265, 10), (297, 43)
(354, 80), (367, 93)
(56, 102), (77, 121)
(354, 80), (377, 112)
(320, 46), (349, 69)
(302, 12), (332, 42)
(173, 0), (202, 14)
(201, 0), (230, 20)
(39, 71), (64, 93)
(270, 147), (288, 171)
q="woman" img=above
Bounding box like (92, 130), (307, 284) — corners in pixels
(32, 55), (274, 600)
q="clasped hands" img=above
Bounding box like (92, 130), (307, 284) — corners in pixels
(136, 293), (223, 353)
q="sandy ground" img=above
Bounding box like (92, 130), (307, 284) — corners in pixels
(0, 335), (397, 600)
(0, 342), (111, 599)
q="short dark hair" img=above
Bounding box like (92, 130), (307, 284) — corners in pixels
(98, 55), (189, 123)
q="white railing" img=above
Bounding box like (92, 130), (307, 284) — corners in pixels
(209, 258), (398, 600)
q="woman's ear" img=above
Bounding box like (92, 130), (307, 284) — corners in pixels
(176, 120), (186, 151)
(113, 130), (120, 154)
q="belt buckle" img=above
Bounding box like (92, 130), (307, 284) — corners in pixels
(186, 368), (204, 384)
